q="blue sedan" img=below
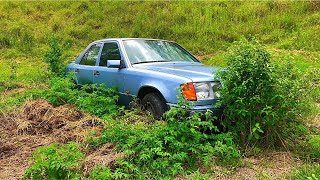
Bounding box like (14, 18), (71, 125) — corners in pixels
(66, 38), (221, 118)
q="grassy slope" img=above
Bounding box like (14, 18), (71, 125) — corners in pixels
(0, 1), (319, 82)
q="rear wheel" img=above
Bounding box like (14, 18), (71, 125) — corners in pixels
(141, 93), (167, 119)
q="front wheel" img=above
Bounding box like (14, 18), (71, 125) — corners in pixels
(141, 93), (167, 119)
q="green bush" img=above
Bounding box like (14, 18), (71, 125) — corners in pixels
(93, 98), (240, 179)
(76, 84), (119, 119)
(43, 76), (119, 118)
(308, 135), (320, 159)
(23, 142), (84, 180)
(217, 38), (314, 146)
(43, 36), (64, 76)
(89, 166), (114, 180)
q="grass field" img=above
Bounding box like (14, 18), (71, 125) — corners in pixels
(0, 1), (319, 179)
(0, 1), (319, 79)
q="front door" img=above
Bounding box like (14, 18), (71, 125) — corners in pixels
(93, 42), (125, 94)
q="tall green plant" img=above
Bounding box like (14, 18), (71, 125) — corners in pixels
(217, 38), (313, 146)
(44, 36), (64, 76)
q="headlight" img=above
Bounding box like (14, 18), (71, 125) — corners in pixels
(181, 82), (221, 101)
(194, 82), (220, 100)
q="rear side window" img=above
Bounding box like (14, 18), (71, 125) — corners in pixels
(99, 42), (121, 67)
(79, 44), (102, 66)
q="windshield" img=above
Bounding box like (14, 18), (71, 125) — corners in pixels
(123, 39), (199, 64)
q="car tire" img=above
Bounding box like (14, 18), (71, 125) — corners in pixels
(141, 93), (167, 119)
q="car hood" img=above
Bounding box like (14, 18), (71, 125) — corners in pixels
(133, 62), (220, 82)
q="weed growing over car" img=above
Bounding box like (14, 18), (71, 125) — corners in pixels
(90, 98), (240, 179)
(42, 76), (119, 119)
(217, 38), (316, 147)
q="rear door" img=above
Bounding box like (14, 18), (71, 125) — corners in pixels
(75, 43), (102, 85)
(93, 42), (124, 91)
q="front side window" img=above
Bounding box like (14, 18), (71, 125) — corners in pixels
(99, 42), (121, 67)
(123, 39), (198, 64)
(79, 44), (102, 66)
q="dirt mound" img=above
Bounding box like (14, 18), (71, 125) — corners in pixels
(16, 100), (83, 135)
(0, 100), (103, 179)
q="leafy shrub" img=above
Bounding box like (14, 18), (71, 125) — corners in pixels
(43, 76), (119, 118)
(23, 142), (84, 180)
(89, 166), (113, 179)
(307, 135), (320, 159)
(291, 163), (320, 180)
(76, 84), (119, 119)
(217, 38), (314, 146)
(93, 98), (240, 179)
(43, 36), (64, 76)
(44, 75), (78, 106)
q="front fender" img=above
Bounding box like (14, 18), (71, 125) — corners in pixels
(122, 68), (191, 104)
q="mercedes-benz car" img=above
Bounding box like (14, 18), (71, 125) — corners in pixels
(66, 38), (222, 119)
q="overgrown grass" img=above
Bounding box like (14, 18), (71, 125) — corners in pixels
(0, 1), (319, 57)
(291, 163), (320, 180)
(1, 1), (319, 179)
(0, 1), (319, 88)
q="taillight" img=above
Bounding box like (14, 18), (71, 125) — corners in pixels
(180, 83), (197, 101)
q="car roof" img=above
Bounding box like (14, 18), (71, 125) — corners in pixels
(93, 38), (175, 44)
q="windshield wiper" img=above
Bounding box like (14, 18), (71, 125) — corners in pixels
(132, 60), (170, 65)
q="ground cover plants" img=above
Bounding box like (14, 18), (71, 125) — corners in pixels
(0, 1), (319, 179)
(90, 99), (240, 179)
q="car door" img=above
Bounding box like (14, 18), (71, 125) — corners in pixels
(93, 41), (125, 94)
(75, 43), (102, 85)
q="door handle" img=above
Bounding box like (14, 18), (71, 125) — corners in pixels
(94, 71), (100, 76)
(75, 69), (80, 73)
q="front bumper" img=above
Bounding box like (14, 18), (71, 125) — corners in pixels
(166, 103), (224, 118)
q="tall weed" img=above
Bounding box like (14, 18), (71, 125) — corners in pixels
(43, 36), (64, 76)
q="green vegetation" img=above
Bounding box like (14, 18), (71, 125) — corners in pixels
(24, 143), (84, 180)
(217, 39), (316, 147)
(291, 163), (320, 180)
(0, 1), (319, 179)
(44, 36), (64, 76)
(43, 76), (119, 119)
(90, 100), (239, 179)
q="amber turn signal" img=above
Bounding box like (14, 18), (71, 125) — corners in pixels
(180, 83), (197, 101)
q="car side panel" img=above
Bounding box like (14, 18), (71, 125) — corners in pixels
(121, 68), (190, 104)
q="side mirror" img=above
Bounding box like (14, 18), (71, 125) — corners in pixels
(107, 60), (121, 68)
